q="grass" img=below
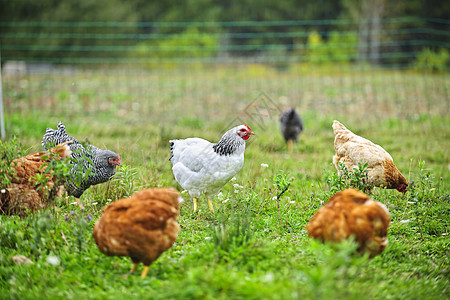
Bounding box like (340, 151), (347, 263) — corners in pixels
(0, 66), (449, 299)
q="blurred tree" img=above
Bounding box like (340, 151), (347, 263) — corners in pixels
(340, 0), (450, 65)
(341, 0), (385, 64)
(0, 0), (139, 63)
(1, 0), (448, 65)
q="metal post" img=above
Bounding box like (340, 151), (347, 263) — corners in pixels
(0, 50), (5, 140)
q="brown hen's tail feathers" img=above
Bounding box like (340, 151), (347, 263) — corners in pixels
(50, 140), (73, 158)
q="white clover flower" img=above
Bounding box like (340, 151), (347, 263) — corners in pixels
(320, 200), (324, 206)
(272, 196), (277, 201)
(262, 272), (274, 282)
(217, 192), (224, 200)
(290, 201), (296, 204)
(260, 163), (269, 168)
(222, 199), (230, 204)
(233, 183), (243, 189)
(46, 255), (60, 266)
(230, 177), (237, 182)
(70, 202), (78, 205)
(399, 219), (411, 224)
(1, 189), (5, 193)
(92, 202), (98, 205)
(205, 237), (212, 240)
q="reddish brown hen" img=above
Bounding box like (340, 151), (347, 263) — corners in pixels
(333, 120), (408, 193)
(93, 188), (183, 278)
(1, 141), (71, 216)
(306, 189), (390, 258)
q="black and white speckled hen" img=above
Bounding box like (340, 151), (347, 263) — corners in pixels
(280, 108), (303, 153)
(41, 122), (121, 202)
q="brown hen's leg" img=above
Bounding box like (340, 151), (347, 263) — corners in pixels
(129, 263), (139, 275)
(207, 198), (215, 213)
(193, 198), (198, 212)
(141, 266), (150, 278)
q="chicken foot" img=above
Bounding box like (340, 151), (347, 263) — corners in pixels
(193, 197), (215, 213)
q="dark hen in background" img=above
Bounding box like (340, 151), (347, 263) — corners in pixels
(280, 108), (303, 153)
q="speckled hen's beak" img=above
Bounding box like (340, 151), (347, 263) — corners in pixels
(111, 156), (121, 166)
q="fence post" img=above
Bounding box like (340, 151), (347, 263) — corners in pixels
(0, 50), (5, 140)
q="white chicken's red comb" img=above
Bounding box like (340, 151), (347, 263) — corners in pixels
(244, 124), (252, 131)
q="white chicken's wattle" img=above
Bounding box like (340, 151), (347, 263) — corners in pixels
(169, 124), (254, 212)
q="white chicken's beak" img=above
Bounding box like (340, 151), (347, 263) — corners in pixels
(249, 131), (255, 135)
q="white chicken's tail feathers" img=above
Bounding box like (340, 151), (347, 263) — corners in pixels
(169, 138), (209, 163)
(169, 139), (177, 161)
(50, 140), (73, 158)
(169, 139), (185, 162)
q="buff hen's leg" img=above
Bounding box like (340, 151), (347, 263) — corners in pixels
(141, 266), (150, 278)
(207, 198), (215, 212)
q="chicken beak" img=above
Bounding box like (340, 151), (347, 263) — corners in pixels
(249, 131), (255, 135)
(111, 156), (121, 166)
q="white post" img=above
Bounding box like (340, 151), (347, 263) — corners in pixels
(0, 50), (5, 140)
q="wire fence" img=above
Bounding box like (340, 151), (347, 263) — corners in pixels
(0, 17), (449, 128)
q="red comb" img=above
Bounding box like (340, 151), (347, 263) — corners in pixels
(244, 124), (252, 131)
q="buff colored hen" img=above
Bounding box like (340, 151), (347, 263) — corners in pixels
(333, 120), (408, 193)
(93, 188), (183, 278)
(306, 189), (390, 258)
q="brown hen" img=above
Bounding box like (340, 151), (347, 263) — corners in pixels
(1, 141), (71, 216)
(306, 189), (390, 258)
(93, 188), (183, 277)
(333, 120), (408, 193)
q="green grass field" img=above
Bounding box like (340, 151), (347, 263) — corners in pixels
(1, 66), (449, 299)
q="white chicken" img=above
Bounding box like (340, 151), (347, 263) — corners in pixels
(170, 124), (254, 212)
